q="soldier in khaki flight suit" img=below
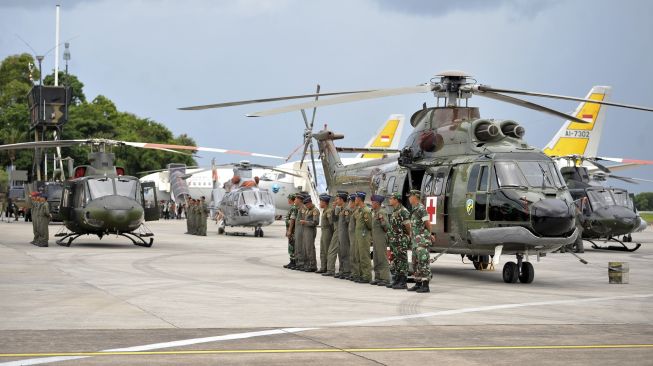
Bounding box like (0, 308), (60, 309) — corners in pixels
(292, 193), (306, 270)
(36, 194), (51, 247)
(199, 196), (208, 236)
(284, 194), (297, 269)
(354, 191), (373, 283)
(370, 194), (391, 286)
(317, 194), (333, 274)
(324, 194), (343, 277)
(334, 191), (350, 279)
(30, 193), (40, 245)
(300, 195), (319, 272)
(347, 194), (359, 281)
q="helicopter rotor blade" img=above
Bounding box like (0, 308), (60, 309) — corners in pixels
(473, 91), (591, 124)
(594, 156), (653, 165)
(247, 84), (433, 117)
(299, 139), (310, 169)
(474, 85), (653, 113)
(584, 158), (612, 173)
(604, 174), (639, 184)
(308, 84), (321, 184)
(309, 84), (320, 130)
(309, 139), (318, 189)
(285, 141), (306, 162)
(178, 90), (374, 110)
(122, 141), (285, 160)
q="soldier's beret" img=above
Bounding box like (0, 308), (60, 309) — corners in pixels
(319, 194), (331, 203)
(348, 194), (357, 201)
(287, 193), (296, 200)
(356, 191), (366, 200)
(336, 191), (349, 200)
(371, 194), (385, 203)
(303, 196), (312, 204)
(389, 192), (402, 200)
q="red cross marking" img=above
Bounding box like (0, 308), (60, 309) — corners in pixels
(426, 196), (437, 225)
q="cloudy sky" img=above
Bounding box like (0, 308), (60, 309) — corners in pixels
(1, 0), (652, 191)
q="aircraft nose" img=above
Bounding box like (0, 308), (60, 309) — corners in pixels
(531, 198), (575, 237)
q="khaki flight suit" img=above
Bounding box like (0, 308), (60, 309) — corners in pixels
(319, 204), (334, 272)
(371, 206), (391, 284)
(355, 206), (373, 282)
(326, 204), (340, 274)
(302, 204), (320, 270)
(348, 206), (360, 279)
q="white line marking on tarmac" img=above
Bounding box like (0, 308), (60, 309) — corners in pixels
(3, 294), (651, 366)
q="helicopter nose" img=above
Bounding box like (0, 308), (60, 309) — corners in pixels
(594, 206), (638, 233)
(531, 198), (575, 237)
(85, 195), (143, 230)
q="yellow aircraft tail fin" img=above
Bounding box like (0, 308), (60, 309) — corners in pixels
(359, 114), (405, 158)
(543, 86), (611, 158)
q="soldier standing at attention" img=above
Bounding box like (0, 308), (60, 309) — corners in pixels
(292, 193), (306, 271)
(192, 199), (199, 235)
(36, 194), (51, 247)
(334, 191), (350, 279)
(185, 198), (192, 234)
(324, 196), (342, 277)
(30, 193), (40, 245)
(317, 194), (333, 274)
(347, 194), (359, 281)
(407, 189), (432, 293)
(370, 194), (391, 286)
(301, 195), (320, 272)
(388, 192), (411, 289)
(354, 192), (373, 284)
(283, 194), (297, 269)
(199, 197), (208, 236)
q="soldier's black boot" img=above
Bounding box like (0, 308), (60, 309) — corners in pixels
(407, 281), (422, 292)
(416, 281), (430, 293)
(316, 268), (326, 274)
(386, 275), (396, 288)
(283, 261), (292, 269)
(392, 275), (407, 290)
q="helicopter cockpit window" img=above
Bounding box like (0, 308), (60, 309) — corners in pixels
(433, 172), (446, 195)
(478, 166), (489, 191)
(242, 190), (257, 205)
(495, 161), (563, 189)
(587, 189), (615, 209)
(467, 164), (480, 193)
(612, 190), (632, 209)
(87, 178), (115, 199)
(115, 178), (138, 199)
(422, 174), (434, 195)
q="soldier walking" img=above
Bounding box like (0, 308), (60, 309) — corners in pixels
(370, 194), (391, 286)
(292, 193), (306, 270)
(407, 190), (432, 293)
(317, 194), (333, 274)
(334, 191), (350, 279)
(387, 192), (411, 289)
(301, 196), (319, 272)
(347, 194), (359, 281)
(284, 194), (297, 269)
(36, 194), (51, 247)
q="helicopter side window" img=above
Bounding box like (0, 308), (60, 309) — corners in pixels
(87, 178), (115, 199)
(467, 164), (480, 193)
(495, 162), (527, 188)
(387, 176), (396, 193)
(478, 166), (489, 191)
(421, 174), (434, 195)
(433, 172), (445, 195)
(61, 187), (71, 208)
(612, 190), (630, 208)
(73, 184), (87, 207)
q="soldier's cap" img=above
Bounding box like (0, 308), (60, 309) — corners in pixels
(287, 193), (296, 200)
(319, 194), (331, 203)
(407, 189), (422, 198)
(371, 194), (385, 203)
(294, 193), (305, 200)
(354, 191), (366, 200)
(348, 194), (357, 201)
(388, 192), (402, 200)
(303, 196), (312, 204)
(336, 191), (348, 200)
(30, 192), (39, 197)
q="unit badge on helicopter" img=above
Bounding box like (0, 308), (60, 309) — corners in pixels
(466, 199), (474, 215)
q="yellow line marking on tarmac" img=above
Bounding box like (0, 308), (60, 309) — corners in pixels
(2, 344), (652, 357)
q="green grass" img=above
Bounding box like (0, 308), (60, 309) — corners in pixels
(640, 212), (653, 223)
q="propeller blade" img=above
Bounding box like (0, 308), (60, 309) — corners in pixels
(0, 139), (93, 150)
(475, 85), (653, 113)
(594, 156), (653, 165)
(585, 158), (611, 173)
(474, 91), (590, 124)
(336, 147), (401, 154)
(137, 166), (200, 175)
(606, 174), (639, 184)
(309, 84), (320, 130)
(285, 142), (306, 161)
(247, 84), (433, 117)
(309, 139), (319, 188)
(123, 142), (285, 160)
(178, 90), (374, 110)
(299, 140), (310, 169)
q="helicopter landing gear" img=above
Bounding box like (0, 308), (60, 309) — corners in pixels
(218, 227), (225, 235)
(56, 233), (82, 247)
(502, 255), (534, 284)
(122, 232), (153, 248)
(588, 237), (641, 252)
(471, 255), (491, 270)
(254, 227), (264, 237)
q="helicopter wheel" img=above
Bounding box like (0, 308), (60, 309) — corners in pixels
(519, 262), (535, 284)
(259, 228), (264, 237)
(473, 261), (481, 270)
(502, 262), (519, 283)
(218, 227), (225, 235)
(254, 228), (260, 237)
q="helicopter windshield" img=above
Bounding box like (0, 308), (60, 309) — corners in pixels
(87, 178), (115, 199)
(612, 190), (633, 209)
(495, 161), (564, 189)
(241, 190), (258, 205)
(587, 189), (615, 209)
(115, 178), (138, 199)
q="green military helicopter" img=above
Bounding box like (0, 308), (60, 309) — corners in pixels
(0, 139), (284, 247)
(180, 71), (653, 283)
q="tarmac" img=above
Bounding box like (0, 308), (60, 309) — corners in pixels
(0, 219), (652, 365)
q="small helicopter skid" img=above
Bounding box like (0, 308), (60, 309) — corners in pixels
(54, 226), (154, 248)
(587, 237), (641, 252)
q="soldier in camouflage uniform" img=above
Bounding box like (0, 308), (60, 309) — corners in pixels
(334, 191), (350, 279)
(387, 192), (411, 289)
(354, 192), (373, 283)
(36, 194), (51, 247)
(30, 194), (40, 245)
(283, 194), (297, 269)
(301, 196), (320, 272)
(370, 194), (391, 286)
(347, 194), (359, 281)
(408, 189), (432, 293)
(317, 194), (333, 274)
(292, 193), (306, 270)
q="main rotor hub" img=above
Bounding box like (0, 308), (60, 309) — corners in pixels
(431, 71), (474, 107)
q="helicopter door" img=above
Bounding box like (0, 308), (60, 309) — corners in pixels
(59, 181), (74, 221)
(465, 163), (489, 231)
(422, 166), (450, 246)
(141, 182), (160, 221)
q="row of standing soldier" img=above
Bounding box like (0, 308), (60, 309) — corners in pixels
(284, 189), (432, 293)
(185, 196), (209, 236)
